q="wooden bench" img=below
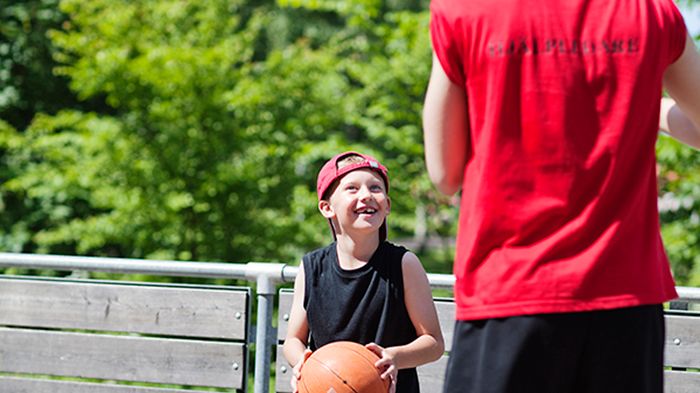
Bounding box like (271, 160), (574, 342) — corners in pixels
(0, 275), (250, 393)
(275, 288), (700, 393)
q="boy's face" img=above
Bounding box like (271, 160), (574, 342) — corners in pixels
(318, 168), (390, 238)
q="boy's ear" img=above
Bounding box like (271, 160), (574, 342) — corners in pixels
(386, 196), (391, 214)
(318, 200), (335, 218)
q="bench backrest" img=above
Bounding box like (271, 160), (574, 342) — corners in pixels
(0, 275), (250, 393)
(665, 302), (700, 393)
(275, 288), (700, 393)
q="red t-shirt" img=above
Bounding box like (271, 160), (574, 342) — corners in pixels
(430, 0), (686, 320)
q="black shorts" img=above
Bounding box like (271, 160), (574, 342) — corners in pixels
(443, 305), (665, 393)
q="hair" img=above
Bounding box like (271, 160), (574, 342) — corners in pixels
(337, 154), (366, 169)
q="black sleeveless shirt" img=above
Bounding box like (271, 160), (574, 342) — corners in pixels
(303, 241), (420, 393)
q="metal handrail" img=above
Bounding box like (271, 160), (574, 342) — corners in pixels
(0, 251), (698, 393)
(3, 252), (697, 298)
(677, 285), (700, 302)
(0, 252), (253, 279)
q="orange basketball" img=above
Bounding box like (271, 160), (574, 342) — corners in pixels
(298, 341), (390, 393)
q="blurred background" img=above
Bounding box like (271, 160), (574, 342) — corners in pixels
(1, 0), (699, 286)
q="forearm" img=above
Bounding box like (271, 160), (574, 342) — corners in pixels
(423, 117), (468, 195)
(662, 34), (700, 150)
(660, 97), (700, 149)
(386, 334), (444, 370)
(283, 337), (309, 366)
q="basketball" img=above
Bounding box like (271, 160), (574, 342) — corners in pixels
(298, 341), (390, 393)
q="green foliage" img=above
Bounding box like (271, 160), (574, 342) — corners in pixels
(657, 134), (700, 285)
(0, 0), (107, 129)
(0, 0), (461, 267)
(16, 0), (311, 261)
(0, 0), (64, 128)
(0, 0), (698, 287)
(3, 111), (133, 254)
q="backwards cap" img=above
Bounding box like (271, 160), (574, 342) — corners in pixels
(317, 151), (389, 200)
(316, 151), (390, 241)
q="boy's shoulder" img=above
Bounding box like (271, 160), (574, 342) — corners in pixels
(382, 240), (410, 258)
(302, 242), (336, 264)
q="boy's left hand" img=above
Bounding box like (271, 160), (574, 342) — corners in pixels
(291, 349), (312, 393)
(365, 343), (397, 393)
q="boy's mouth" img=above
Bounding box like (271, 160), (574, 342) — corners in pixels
(355, 207), (377, 215)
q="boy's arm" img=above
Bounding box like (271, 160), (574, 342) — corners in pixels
(371, 252), (445, 372)
(661, 34), (700, 149)
(423, 51), (470, 196)
(282, 263), (311, 369)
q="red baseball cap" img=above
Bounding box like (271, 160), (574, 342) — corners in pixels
(316, 151), (390, 241)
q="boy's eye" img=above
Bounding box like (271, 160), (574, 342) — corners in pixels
(370, 185), (383, 192)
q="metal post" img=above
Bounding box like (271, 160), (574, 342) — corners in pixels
(247, 263), (285, 393)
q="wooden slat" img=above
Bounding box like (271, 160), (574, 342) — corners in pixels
(0, 328), (245, 389)
(0, 277), (248, 339)
(0, 377), (213, 393)
(665, 314), (700, 369)
(276, 345), (293, 393)
(664, 370), (700, 393)
(278, 289), (294, 341)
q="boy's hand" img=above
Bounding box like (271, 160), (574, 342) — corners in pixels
(291, 349), (312, 393)
(365, 343), (397, 393)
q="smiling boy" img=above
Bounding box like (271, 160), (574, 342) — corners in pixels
(283, 151), (444, 393)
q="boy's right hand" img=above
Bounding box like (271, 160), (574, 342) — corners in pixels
(291, 349), (312, 393)
(365, 343), (397, 393)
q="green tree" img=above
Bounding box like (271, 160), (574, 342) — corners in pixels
(1, 0), (699, 287)
(0, 0), (108, 129)
(657, 135), (700, 286)
(0, 0), (455, 267)
(1, 0), (67, 129)
(0, 1), (112, 256)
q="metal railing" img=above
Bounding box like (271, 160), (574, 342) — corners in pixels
(0, 252), (698, 393)
(0, 252), (289, 393)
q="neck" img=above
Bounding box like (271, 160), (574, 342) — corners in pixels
(335, 233), (380, 269)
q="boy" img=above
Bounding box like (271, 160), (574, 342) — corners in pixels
(283, 151), (444, 393)
(423, 0), (700, 392)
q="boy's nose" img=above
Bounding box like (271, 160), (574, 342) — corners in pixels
(358, 186), (372, 200)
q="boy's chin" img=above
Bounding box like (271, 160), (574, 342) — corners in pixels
(354, 217), (383, 227)
(350, 223), (383, 235)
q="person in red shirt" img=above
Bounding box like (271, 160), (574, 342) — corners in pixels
(423, 0), (700, 392)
